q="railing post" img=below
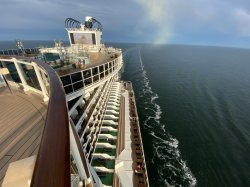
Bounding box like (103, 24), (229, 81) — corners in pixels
(41, 70), (50, 89)
(13, 58), (29, 91)
(32, 62), (49, 102)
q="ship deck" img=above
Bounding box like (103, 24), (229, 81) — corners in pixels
(0, 87), (47, 185)
(57, 52), (114, 76)
(113, 82), (148, 187)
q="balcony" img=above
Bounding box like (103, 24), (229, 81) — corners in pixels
(0, 55), (91, 187)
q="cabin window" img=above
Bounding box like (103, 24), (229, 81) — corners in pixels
(70, 33), (75, 44)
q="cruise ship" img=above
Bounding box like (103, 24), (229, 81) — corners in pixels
(0, 16), (149, 187)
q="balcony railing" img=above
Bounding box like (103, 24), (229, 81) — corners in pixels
(0, 55), (70, 187)
(61, 54), (123, 100)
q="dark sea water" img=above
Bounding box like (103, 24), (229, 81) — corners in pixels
(1, 41), (250, 186)
(119, 44), (250, 187)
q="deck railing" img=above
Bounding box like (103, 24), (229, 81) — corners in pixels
(0, 56), (70, 187)
(60, 54), (123, 101)
(0, 48), (40, 56)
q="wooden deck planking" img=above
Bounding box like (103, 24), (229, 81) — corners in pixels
(0, 102), (29, 130)
(5, 119), (43, 156)
(0, 94), (46, 125)
(0, 90), (47, 185)
(0, 96), (39, 141)
(0, 156), (11, 171)
(0, 113), (40, 152)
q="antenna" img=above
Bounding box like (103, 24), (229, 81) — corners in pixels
(16, 39), (25, 56)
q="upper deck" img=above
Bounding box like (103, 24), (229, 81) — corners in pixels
(0, 87), (47, 185)
(56, 50), (118, 76)
(0, 55), (71, 187)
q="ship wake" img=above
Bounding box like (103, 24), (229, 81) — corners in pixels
(137, 47), (197, 187)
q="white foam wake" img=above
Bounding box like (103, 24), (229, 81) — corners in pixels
(138, 48), (164, 132)
(137, 47), (197, 186)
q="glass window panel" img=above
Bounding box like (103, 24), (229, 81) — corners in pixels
(73, 81), (83, 91)
(93, 75), (99, 82)
(24, 65), (41, 90)
(105, 63), (108, 70)
(71, 72), (82, 83)
(100, 72), (104, 79)
(83, 69), (91, 79)
(5, 63), (21, 83)
(84, 78), (92, 86)
(60, 75), (71, 86)
(99, 65), (104, 72)
(64, 85), (73, 94)
(92, 67), (98, 76)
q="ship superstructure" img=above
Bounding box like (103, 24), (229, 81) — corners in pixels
(0, 16), (149, 187)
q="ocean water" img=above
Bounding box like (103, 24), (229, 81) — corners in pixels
(119, 44), (250, 187)
(0, 40), (56, 50)
(1, 41), (250, 186)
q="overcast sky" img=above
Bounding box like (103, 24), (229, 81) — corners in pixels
(1, 0), (250, 47)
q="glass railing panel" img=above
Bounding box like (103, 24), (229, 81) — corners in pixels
(100, 72), (104, 79)
(83, 69), (91, 79)
(105, 70), (109, 76)
(71, 72), (82, 83)
(104, 63), (108, 71)
(99, 65), (104, 73)
(73, 81), (84, 91)
(64, 84), (74, 94)
(24, 64), (41, 90)
(61, 75), (72, 86)
(4, 62), (21, 83)
(84, 77), (92, 86)
(93, 75), (99, 83)
(92, 67), (98, 76)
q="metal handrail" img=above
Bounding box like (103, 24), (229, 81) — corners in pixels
(0, 55), (70, 187)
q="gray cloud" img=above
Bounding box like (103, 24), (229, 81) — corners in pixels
(1, 0), (250, 46)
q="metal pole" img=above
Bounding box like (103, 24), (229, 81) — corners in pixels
(13, 58), (29, 92)
(1, 72), (14, 95)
